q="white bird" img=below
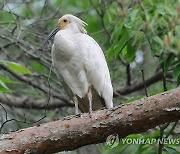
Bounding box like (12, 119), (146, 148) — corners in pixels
(45, 14), (113, 114)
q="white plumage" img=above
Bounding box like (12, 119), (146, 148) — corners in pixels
(46, 14), (113, 114)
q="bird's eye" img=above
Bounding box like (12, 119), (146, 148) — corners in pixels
(64, 19), (67, 22)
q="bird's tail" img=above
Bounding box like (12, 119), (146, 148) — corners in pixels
(78, 87), (106, 112)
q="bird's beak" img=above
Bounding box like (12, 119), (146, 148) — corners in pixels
(44, 25), (60, 45)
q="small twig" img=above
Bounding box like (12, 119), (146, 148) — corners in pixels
(161, 63), (167, 92)
(89, 0), (112, 39)
(166, 78), (175, 83)
(142, 30), (153, 53)
(89, 0), (101, 16)
(100, 16), (112, 39)
(165, 120), (179, 138)
(141, 70), (148, 97)
(118, 55), (128, 66)
(41, 0), (48, 17)
(0, 103), (8, 121)
(0, 63), (69, 103)
(126, 64), (131, 86)
(27, 64), (54, 125)
(0, 103), (31, 133)
(115, 71), (172, 96)
(0, 64), (54, 133)
(44, 64), (53, 116)
(158, 123), (170, 154)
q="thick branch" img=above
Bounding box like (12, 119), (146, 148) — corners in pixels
(0, 94), (73, 109)
(115, 71), (172, 96)
(0, 88), (179, 153)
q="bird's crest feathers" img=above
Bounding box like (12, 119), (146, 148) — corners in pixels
(63, 14), (88, 34)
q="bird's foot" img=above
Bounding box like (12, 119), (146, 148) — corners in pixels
(75, 113), (81, 117)
(88, 110), (92, 118)
(63, 115), (74, 120)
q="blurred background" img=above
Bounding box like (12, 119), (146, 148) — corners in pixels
(0, 0), (179, 153)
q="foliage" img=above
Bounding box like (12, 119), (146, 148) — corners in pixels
(107, 0), (180, 85)
(0, 60), (31, 92)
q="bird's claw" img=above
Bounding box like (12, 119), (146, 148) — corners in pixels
(75, 113), (81, 117)
(88, 110), (92, 118)
(63, 115), (73, 120)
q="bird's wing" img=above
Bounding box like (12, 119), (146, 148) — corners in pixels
(51, 40), (89, 98)
(76, 34), (113, 108)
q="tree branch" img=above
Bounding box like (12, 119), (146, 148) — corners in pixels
(114, 71), (172, 96)
(0, 88), (179, 153)
(0, 63), (70, 104)
(0, 94), (73, 109)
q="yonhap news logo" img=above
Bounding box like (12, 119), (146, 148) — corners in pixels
(106, 134), (119, 149)
(121, 138), (180, 145)
(106, 134), (180, 149)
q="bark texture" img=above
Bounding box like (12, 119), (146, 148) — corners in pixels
(0, 88), (179, 154)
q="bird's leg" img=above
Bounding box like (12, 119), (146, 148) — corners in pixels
(73, 95), (79, 115)
(87, 86), (92, 114)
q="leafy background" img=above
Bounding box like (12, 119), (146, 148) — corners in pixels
(0, 0), (179, 153)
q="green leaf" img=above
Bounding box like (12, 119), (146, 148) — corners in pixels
(0, 76), (17, 84)
(0, 10), (14, 22)
(121, 39), (136, 62)
(151, 37), (163, 56)
(164, 146), (178, 154)
(107, 26), (130, 61)
(130, 9), (139, 21)
(114, 34), (128, 57)
(173, 64), (180, 85)
(107, 38), (120, 61)
(121, 45), (128, 57)
(157, 4), (166, 15)
(0, 61), (32, 74)
(126, 134), (143, 139)
(0, 80), (12, 92)
(29, 60), (45, 73)
(127, 43), (136, 62)
(164, 53), (175, 75)
(153, 36), (164, 48)
(173, 63), (180, 79)
(135, 145), (155, 154)
(115, 27), (130, 56)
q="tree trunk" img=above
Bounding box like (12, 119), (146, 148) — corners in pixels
(0, 88), (180, 154)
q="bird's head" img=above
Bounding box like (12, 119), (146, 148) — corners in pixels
(44, 14), (87, 44)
